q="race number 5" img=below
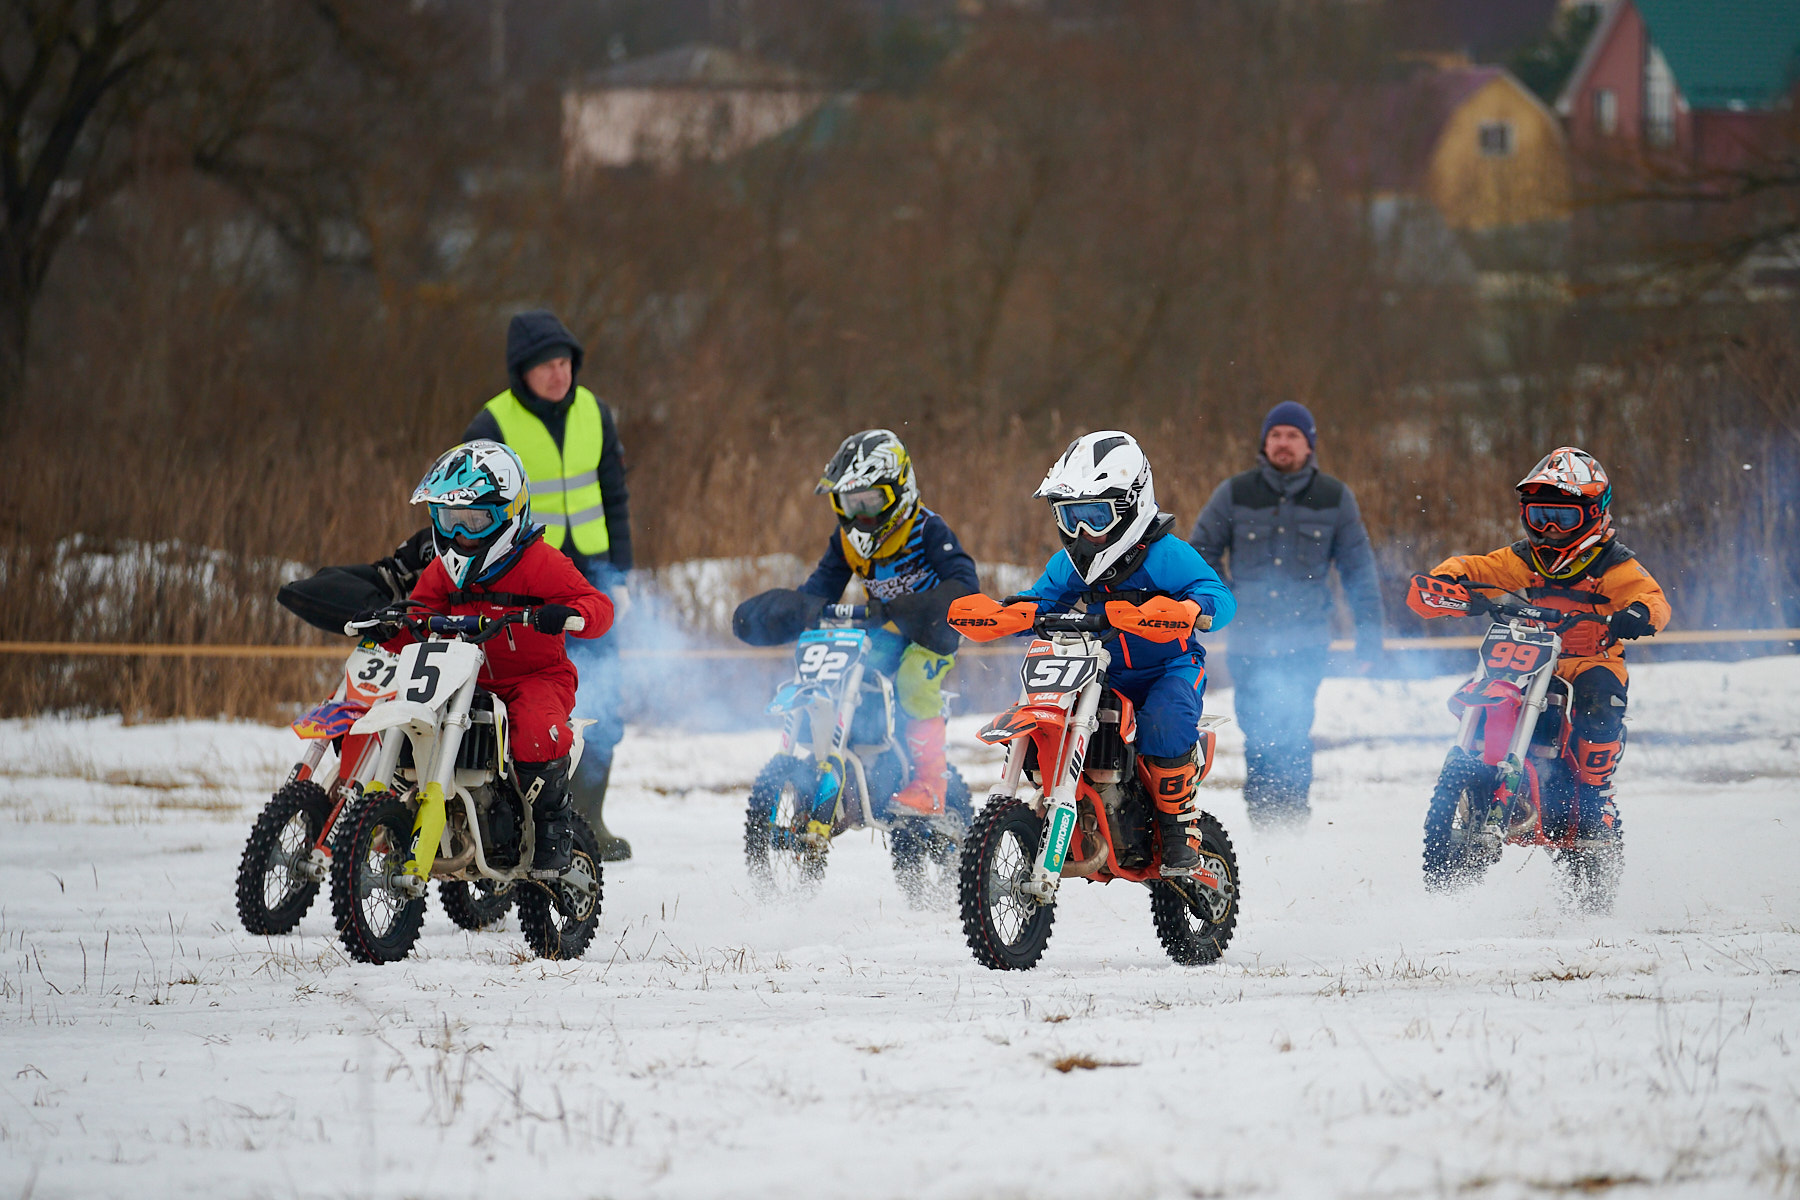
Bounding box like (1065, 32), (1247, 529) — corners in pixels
(406, 642), (449, 702)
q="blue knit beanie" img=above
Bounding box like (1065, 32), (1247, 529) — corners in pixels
(1260, 401), (1316, 450)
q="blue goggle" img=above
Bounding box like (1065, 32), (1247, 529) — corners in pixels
(431, 502), (506, 539)
(1523, 503), (1585, 533)
(1054, 499), (1122, 538)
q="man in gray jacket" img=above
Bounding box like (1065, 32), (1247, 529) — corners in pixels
(1189, 402), (1384, 827)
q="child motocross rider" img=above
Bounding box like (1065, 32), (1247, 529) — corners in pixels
(1008, 431), (1236, 877)
(1409, 447), (1669, 843)
(733, 429), (979, 820)
(383, 441), (613, 872)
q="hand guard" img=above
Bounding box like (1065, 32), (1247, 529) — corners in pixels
(531, 604), (582, 635)
(947, 593), (1037, 641)
(1103, 596), (1206, 642)
(1407, 573), (1471, 619)
(1608, 601), (1656, 641)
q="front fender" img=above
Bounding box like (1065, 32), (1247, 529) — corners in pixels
(977, 704), (1068, 745)
(350, 700), (439, 737)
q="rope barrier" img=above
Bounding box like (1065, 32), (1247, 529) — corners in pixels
(1, 628), (1794, 659)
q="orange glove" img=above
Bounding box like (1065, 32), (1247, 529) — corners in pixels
(1407, 573), (1470, 619)
(1104, 596), (1204, 642)
(947, 593), (1038, 641)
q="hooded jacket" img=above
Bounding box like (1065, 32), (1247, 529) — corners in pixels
(463, 311), (633, 576)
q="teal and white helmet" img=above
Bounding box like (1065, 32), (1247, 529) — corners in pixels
(411, 440), (535, 588)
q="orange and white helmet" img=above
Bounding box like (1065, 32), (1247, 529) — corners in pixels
(1515, 446), (1612, 578)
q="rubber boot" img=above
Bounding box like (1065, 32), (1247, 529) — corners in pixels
(570, 757), (632, 862)
(892, 717), (948, 815)
(1139, 750), (1202, 876)
(518, 756), (574, 872)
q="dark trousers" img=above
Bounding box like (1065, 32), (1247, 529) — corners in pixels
(1231, 647), (1329, 822)
(568, 560), (626, 807)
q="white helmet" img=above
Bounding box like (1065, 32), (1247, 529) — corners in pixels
(1035, 431), (1159, 584)
(411, 440), (536, 588)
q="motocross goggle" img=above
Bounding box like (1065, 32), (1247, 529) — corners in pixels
(431, 502), (506, 540)
(1053, 498), (1124, 539)
(1522, 502), (1589, 536)
(830, 485), (895, 527)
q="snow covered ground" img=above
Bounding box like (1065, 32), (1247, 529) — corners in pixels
(1, 658), (1797, 1199)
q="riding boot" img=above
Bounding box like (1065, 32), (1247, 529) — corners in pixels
(569, 755), (632, 862)
(1572, 733), (1623, 845)
(518, 756), (574, 872)
(1139, 750), (1202, 876)
(893, 717), (948, 815)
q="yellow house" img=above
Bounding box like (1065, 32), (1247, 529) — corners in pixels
(1356, 65), (1571, 230)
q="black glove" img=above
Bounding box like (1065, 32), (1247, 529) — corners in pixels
(862, 596), (887, 625)
(531, 604), (581, 635)
(733, 588), (827, 646)
(885, 581), (975, 656)
(1608, 601), (1656, 641)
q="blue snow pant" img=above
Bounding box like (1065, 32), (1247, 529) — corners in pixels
(1108, 652), (1208, 760)
(1232, 646), (1329, 823)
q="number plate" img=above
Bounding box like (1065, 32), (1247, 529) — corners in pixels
(393, 640), (483, 708)
(344, 644), (402, 703)
(794, 629), (867, 685)
(1479, 625), (1556, 680)
(1020, 650), (1098, 696)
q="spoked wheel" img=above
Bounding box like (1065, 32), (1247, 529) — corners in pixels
(958, 797), (1056, 971)
(1422, 750), (1502, 893)
(1150, 812), (1240, 966)
(439, 878), (516, 931)
(517, 814), (604, 960)
(236, 779), (332, 935)
(744, 755), (828, 901)
(889, 766), (970, 910)
(330, 792), (426, 964)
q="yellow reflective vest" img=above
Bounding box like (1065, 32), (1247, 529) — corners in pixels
(482, 386), (610, 555)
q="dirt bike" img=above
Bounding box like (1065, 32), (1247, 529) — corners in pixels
(1408, 574), (1622, 911)
(744, 604), (972, 908)
(946, 594), (1239, 971)
(235, 640), (516, 937)
(327, 603), (603, 963)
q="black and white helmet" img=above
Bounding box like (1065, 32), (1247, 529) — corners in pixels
(817, 429), (920, 561)
(1035, 431), (1158, 584)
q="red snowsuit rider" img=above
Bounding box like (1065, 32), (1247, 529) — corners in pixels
(398, 440), (614, 871)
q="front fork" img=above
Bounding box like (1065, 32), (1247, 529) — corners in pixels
(806, 662), (867, 839)
(1022, 684), (1101, 903)
(402, 673), (482, 885)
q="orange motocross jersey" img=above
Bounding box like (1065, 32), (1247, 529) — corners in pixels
(1430, 540), (1670, 684)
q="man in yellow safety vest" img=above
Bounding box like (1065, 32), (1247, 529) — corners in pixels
(464, 310), (635, 860)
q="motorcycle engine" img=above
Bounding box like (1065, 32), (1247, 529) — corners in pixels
(477, 779), (524, 869)
(1101, 779), (1156, 869)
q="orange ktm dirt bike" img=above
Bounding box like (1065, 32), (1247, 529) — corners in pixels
(744, 604), (972, 908)
(234, 639), (516, 937)
(946, 594), (1239, 971)
(1408, 574), (1622, 911)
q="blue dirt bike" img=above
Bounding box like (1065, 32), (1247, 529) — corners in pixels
(744, 605), (972, 908)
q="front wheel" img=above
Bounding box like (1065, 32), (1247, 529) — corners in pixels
(889, 766), (970, 911)
(745, 755), (828, 901)
(439, 878), (515, 931)
(958, 797), (1056, 971)
(1422, 750), (1501, 893)
(329, 792), (426, 964)
(517, 814), (604, 960)
(1150, 812), (1240, 966)
(236, 779), (332, 935)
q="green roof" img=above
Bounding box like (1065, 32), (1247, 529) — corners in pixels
(1636, 0), (1800, 110)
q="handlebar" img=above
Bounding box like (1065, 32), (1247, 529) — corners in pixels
(345, 606), (584, 642)
(1461, 582), (1612, 633)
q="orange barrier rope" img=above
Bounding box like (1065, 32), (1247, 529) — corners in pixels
(0, 629), (1794, 659)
